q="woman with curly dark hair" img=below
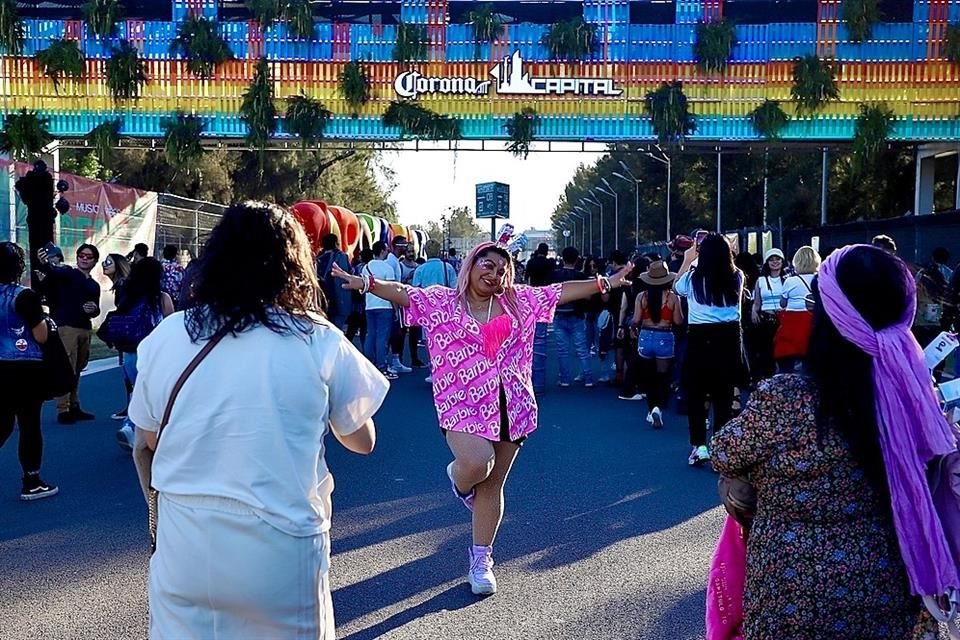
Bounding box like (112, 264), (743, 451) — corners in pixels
(128, 202), (388, 638)
(0, 241), (56, 500)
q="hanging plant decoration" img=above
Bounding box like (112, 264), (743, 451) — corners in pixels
(790, 55), (840, 115)
(170, 15), (234, 79)
(693, 19), (736, 74)
(505, 107), (539, 159)
(86, 119), (122, 168)
(749, 100), (789, 140)
(245, 0), (283, 31)
(240, 57), (278, 178)
(0, 109), (53, 161)
(0, 0), (25, 56)
(466, 3), (504, 58)
(285, 0), (314, 40)
(842, 0), (880, 43)
(383, 101), (462, 140)
(542, 17), (597, 61)
(394, 22), (427, 62)
(106, 39), (149, 101)
(161, 113), (205, 176)
(339, 59), (372, 117)
(83, 0), (123, 38)
(851, 103), (895, 175)
(644, 81), (697, 144)
(36, 39), (85, 91)
(945, 22), (960, 64)
(285, 92), (331, 148)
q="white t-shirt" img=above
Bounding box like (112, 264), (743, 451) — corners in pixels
(756, 275), (787, 312)
(362, 259), (397, 311)
(128, 311), (389, 537)
(674, 270), (742, 325)
(780, 274), (814, 311)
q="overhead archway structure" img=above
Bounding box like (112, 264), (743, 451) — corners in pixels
(3, 0), (958, 147)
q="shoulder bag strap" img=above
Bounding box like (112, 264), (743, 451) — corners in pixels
(798, 275), (812, 293)
(155, 324), (232, 445)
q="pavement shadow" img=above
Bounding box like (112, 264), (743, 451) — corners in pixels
(338, 583), (480, 640)
(644, 588), (708, 640)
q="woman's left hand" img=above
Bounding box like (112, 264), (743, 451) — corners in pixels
(608, 262), (634, 289)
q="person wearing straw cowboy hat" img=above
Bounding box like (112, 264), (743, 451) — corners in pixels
(631, 260), (684, 429)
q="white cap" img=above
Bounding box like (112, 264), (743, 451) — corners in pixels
(764, 248), (785, 262)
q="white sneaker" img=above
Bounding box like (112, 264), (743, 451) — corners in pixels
(651, 407), (663, 429)
(646, 411), (654, 425)
(688, 447), (701, 466)
(424, 375), (433, 384)
(696, 445), (710, 461)
(618, 393), (645, 401)
(688, 445), (710, 466)
(116, 425), (134, 451)
(468, 546), (497, 596)
(391, 361), (413, 374)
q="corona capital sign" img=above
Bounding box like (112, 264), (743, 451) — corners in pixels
(394, 50), (622, 99)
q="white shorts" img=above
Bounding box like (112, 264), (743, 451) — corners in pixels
(150, 493), (334, 640)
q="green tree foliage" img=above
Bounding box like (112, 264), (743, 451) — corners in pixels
(943, 22), (960, 63)
(0, 109), (53, 161)
(0, 0), (24, 56)
(170, 15), (233, 79)
(842, 0), (880, 43)
(644, 82), (696, 145)
(339, 60), (371, 117)
(467, 3), (504, 58)
(542, 17), (597, 60)
(791, 55), (840, 115)
(550, 143), (916, 252)
(36, 39), (85, 91)
(394, 22), (427, 62)
(106, 39), (148, 101)
(240, 58), (278, 177)
(693, 19), (736, 74)
(83, 0), (122, 38)
(505, 107), (539, 159)
(285, 92), (331, 148)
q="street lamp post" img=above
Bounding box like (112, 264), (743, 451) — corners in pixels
(645, 146), (672, 242)
(576, 203), (595, 255)
(570, 208), (587, 253)
(598, 178), (619, 252)
(614, 161), (642, 249)
(584, 193), (603, 257)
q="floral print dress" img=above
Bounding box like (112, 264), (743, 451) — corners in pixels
(711, 375), (939, 640)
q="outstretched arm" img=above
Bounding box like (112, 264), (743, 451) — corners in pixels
(332, 263), (410, 308)
(557, 262), (633, 306)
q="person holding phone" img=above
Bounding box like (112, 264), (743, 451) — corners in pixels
(673, 233), (746, 466)
(750, 248), (788, 381)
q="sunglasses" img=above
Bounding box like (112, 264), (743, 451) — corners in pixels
(77, 253), (96, 260)
(102, 258), (114, 267)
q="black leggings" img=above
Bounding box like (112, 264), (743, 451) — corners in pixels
(0, 394), (44, 476)
(682, 323), (745, 447)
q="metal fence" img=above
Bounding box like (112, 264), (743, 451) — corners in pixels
(154, 193), (227, 258)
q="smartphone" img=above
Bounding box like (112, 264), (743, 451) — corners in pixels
(695, 230), (709, 246)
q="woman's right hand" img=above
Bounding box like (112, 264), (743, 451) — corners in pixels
(331, 263), (363, 290)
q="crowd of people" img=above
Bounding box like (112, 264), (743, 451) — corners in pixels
(4, 199), (960, 639)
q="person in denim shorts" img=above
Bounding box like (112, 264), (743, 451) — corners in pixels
(631, 261), (684, 428)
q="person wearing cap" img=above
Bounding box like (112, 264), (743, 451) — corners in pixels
(667, 235), (693, 273)
(750, 248), (788, 381)
(630, 261), (684, 429)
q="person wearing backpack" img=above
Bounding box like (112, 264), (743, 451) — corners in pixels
(110, 258), (174, 449)
(712, 244), (949, 639)
(316, 234), (352, 333)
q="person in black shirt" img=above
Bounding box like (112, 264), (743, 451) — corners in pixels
(551, 247), (594, 387)
(37, 243), (101, 424)
(526, 243), (554, 392)
(0, 242), (58, 500)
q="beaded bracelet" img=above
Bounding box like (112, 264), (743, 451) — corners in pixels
(595, 275), (612, 295)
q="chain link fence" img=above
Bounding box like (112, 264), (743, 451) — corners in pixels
(154, 193), (227, 258)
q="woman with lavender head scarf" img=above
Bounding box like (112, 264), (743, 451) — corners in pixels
(711, 244), (951, 639)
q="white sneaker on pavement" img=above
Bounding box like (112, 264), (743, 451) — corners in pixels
(116, 424), (134, 451)
(688, 445), (710, 466)
(651, 407), (664, 429)
(424, 375), (433, 383)
(618, 393), (645, 401)
(468, 545), (497, 596)
(391, 362), (413, 374)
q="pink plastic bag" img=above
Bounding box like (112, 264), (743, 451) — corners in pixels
(706, 515), (747, 640)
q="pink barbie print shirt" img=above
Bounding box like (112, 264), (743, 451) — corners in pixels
(403, 284), (563, 442)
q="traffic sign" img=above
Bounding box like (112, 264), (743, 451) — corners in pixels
(476, 182), (510, 219)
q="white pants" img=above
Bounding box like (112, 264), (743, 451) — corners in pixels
(150, 493), (334, 640)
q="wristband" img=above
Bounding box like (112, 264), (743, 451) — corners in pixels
(596, 275), (612, 295)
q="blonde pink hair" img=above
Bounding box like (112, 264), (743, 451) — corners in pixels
(455, 242), (521, 318)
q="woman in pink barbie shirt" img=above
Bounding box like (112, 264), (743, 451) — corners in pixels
(333, 242), (632, 595)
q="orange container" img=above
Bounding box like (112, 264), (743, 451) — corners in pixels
(290, 201), (329, 256)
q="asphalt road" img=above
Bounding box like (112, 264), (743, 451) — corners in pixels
(0, 349), (725, 640)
